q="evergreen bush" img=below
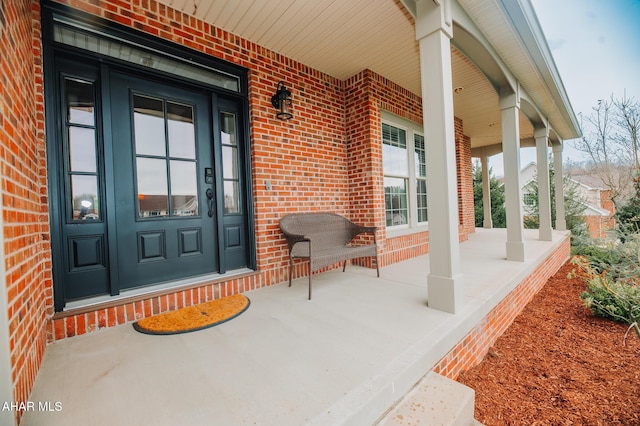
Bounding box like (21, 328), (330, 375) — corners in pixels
(575, 231), (640, 340)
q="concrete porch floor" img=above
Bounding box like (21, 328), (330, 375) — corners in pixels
(21, 228), (570, 426)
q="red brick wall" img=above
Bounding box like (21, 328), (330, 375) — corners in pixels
(585, 215), (614, 240)
(600, 189), (615, 215)
(0, 0), (49, 422)
(345, 70), (384, 232)
(248, 59), (348, 276)
(455, 117), (475, 238)
(433, 236), (570, 379)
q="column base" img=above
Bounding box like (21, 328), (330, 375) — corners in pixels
(539, 227), (553, 241)
(506, 241), (526, 262)
(555, 220), (567, 231)
(427, 273), (463, 314)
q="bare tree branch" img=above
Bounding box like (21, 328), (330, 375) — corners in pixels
(574, 93), (640, 205)
(613, 93), (640, 170)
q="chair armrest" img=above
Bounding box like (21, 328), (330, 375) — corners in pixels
(351, 225), (378, 244)
(280, 229), (311, 250)
(359, 226), (377, 234)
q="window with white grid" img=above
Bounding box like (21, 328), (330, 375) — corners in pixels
(382, 113), (427, 230)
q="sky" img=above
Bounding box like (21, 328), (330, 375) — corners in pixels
(489, 0), (640, 176)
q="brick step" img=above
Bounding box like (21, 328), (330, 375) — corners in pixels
(377, 371), (481, 426)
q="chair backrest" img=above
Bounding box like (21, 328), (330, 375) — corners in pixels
(279, 213), (357, 247)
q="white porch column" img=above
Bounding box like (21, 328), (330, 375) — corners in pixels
(552, 143), (567, 231)
(415, 0), (463, 314)
(481, 153), (493, 228)
(535, 127), (553, 241)
(500, 91), (526, 261)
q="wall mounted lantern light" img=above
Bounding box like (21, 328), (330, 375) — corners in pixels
(271, 81), (293, 120)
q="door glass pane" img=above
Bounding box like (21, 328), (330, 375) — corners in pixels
(168, 102), (196, 159)
(65, 78), (94, 126)
(221, 112), (236, 145)
(224, 181), (240, 214)
(71, 175), (100, 220)
(170, 160), (197, 216)
(222, 146), (238, 179)
(65, 77), (100, 223)
(133, 95), (166, 157)
(68, 127), (96, 172)
(136, 157), (168, 217)
(221, 111), (240, 214)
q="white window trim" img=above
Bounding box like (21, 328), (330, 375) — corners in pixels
(381, 111), (429, 237)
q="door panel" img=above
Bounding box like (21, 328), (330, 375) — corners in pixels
(110, 73), (218, 290)
(54, 59), (111, 301)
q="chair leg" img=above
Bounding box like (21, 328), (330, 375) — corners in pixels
(375, 255), (380, 277)
(342, 260), (347, 272)
(288, 257), (293, 287)
(308, 269), (312, 300)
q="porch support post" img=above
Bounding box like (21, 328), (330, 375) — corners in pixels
(552, 143), (567, 231)
(500, 90), (526, 261)
(415, 0), (463, 314)
(481, 153), (493, 228)
(535, 127), (553, 241)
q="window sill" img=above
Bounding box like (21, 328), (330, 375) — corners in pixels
(386, 224), (429, 239)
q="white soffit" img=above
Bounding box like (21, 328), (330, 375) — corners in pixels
(159, 0), (422, 94)
(156, 0), (573, 146)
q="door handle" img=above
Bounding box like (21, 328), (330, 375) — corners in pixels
(206, 188), (214, 217)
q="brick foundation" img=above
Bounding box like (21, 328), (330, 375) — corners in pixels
(432, 236), (570, 379)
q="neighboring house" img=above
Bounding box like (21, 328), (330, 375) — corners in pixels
(569, 173), (616, 239)
(1, 0), (581, 423)
(520, 162), (615, 238)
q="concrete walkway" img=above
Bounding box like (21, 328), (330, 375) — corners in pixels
(21, 228), (569, 426)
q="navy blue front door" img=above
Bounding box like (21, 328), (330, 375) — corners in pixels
(109, 72), (219, 291)
(48, 50), (252, 310)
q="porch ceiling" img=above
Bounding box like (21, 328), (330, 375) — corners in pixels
(157, 0), (578, 148)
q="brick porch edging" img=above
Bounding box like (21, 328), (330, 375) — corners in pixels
(432, 236), (571, 380)
(49, 269), (276, 341)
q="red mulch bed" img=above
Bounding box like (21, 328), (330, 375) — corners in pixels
(457, 259), (640, 425)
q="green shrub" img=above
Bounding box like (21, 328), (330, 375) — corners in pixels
(615, 175), (640, 241)
(580, 271), (640, 325)
(573, 231), (640, 339)
(571, 236), (621, 273)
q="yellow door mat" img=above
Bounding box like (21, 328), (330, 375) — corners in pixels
(133, 294), (250, 335)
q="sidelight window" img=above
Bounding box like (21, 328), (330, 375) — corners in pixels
(65, 77), (101, 222)
(220, 112), (241, 214)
